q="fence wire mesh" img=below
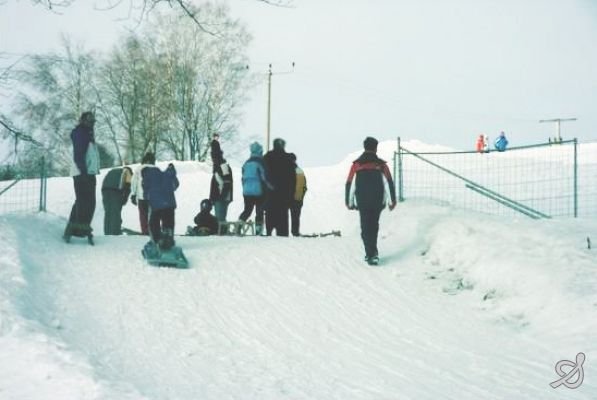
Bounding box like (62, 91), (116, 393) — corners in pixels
(0, 159), (47, 215)
(395, 139), (597, 218)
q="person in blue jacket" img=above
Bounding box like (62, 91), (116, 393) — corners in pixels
(494, 131), (509, 152)
(238, 142), (273, 235)
(142, 163), (179, 249)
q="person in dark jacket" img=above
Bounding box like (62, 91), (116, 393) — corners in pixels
(238, 142), (273, 235)
(189, 199), (219, 236)
(63, 111), (100, 243)
(345, 137), (396, 265)
(142, 163), (179, 249)
(209, 150), (233, 224)
(102, 166), (133, 235)
(263, 138), (296, 236)
(210, 133), (221, 164)
(130, 152), (156, 235)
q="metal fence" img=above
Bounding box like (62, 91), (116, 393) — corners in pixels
(394, 138), (597, 218)
(0, 158), (47, 214)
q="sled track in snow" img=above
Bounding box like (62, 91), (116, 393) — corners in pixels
(6, 214), (595, 400)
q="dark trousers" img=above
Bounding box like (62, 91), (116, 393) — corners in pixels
(359, 208), (383, 258)
(239, 195), (265, 225)
(266, 202), (289, 237)
(148, 207), (175, 242)
(290, 200), (303, 236)
(102, 189), (124, 235)
(66, 175), (96, 235)
(138, 199), (149, 235)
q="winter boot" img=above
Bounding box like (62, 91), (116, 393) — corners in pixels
(159, 229), (175, 250)
(255, 223), (263, 236)
(367, 256), (380, 266)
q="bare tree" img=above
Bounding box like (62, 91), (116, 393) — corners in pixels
(146, 3), (251, 161)
(9, 37), (98, 175)
(17, 0), (292, 33)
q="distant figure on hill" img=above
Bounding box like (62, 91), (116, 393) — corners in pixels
(494, 131), (509, 152)
(475, 134), (484, 153)
(63, 111), (100, 244)
(101, 166), (133, 235)
(345, 137), (396, 266)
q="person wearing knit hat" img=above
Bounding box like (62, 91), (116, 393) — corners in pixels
(345, 136), (397, 266)
(238, 141), (272, 235)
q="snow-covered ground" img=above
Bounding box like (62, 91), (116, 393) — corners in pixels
(1, 141), (596, 399)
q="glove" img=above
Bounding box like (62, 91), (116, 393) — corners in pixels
(131, 195), (137, 206)
(389, 202), (397, 211)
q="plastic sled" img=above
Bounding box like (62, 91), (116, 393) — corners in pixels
(142, 241), (189, 269)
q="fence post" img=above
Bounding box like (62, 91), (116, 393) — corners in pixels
(397, 137), (404, 202)
(574, 138), (578, 218)
(39, 156), (47, 212)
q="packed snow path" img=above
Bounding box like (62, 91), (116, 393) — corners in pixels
(4, 211), (596, 399)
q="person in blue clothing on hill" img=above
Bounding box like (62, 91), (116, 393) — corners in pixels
(494, 131), (509, 152)
(238, 142), (273, 235)
(142, 162), (179, 250)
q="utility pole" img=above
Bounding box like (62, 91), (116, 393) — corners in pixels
(266, 64), (272, 152)
(539, 117), (577, 143)
(265, 62), (295, 152)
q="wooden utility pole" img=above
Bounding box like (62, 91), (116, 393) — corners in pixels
(265, 62), (295, 152)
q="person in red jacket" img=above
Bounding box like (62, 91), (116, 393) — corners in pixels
(345, 137), (396, 266)
(476, 134), (485, 153)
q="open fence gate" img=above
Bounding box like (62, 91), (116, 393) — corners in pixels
(392, 137), (597, 219)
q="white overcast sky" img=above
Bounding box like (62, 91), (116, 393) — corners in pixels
(1, 0), (597, 166)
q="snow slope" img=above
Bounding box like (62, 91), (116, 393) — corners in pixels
(1, 140), (596, 399)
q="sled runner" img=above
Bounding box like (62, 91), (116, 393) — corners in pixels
(122, 227), (144, 236)
(218, 220), (255, 236)
(63, 224), (94, 245)
(299, 230), (342, 238)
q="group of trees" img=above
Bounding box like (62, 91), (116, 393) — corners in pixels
(0, 0), (279, 177)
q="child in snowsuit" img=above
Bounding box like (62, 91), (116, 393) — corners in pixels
(494, 131), (509, 152)
(475, 134), (484, 153)
(142, 163), (179, 250)
(101, 166), (133, 235)
(189, 199), (219, 236)
(238, 142), (273, 235)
